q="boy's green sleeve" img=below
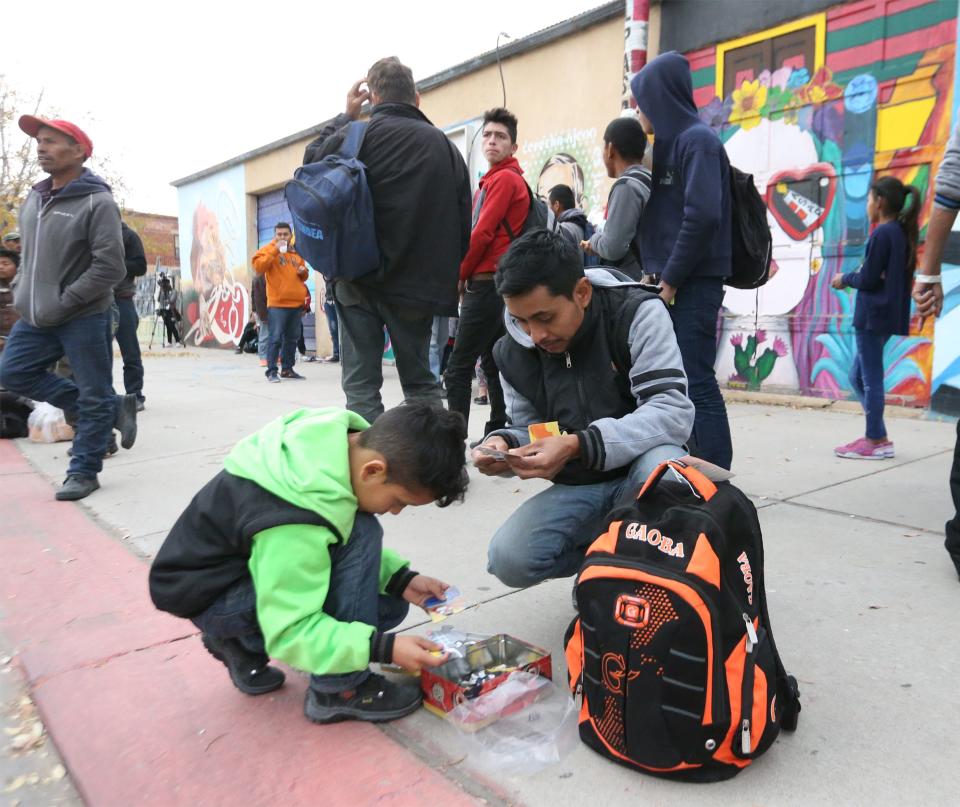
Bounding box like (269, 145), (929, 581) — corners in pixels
(379, 547), (412, 594)
(248, 525), (375, 675)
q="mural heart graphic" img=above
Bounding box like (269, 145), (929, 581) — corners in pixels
(765, 163), (837, 241)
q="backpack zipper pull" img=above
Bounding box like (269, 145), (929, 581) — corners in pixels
(565, 351), (572, 369)
(741, 719), (752, 754)
(743, 613), (758, 652)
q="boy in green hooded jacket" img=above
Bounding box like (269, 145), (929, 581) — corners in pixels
(149, 402), (468, 723)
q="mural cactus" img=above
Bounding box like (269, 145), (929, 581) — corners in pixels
(730, 330), (789, 391)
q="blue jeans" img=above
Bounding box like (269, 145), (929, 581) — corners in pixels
(324, 300), (340, 360)
(114, 297), (144, 401)
(257, 319), (269, 361)
(0, 313), (117, 478)
(429, 316), (449, 382)
(487, 443), (685, 588)
(849, 329), (889, 440)
(266, 306), (302, 374)
(191, 513), (409, 694)
(670, 278), (732, 470)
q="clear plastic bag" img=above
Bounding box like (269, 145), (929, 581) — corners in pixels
(449, 672), (580, 775)
(27, 402), (74, 443)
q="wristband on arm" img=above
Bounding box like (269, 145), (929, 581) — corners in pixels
(914, 275), (942, 284)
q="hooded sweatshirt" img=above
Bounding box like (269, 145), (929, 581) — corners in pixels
(14, 168), (124, 327)
(631, 52), (731, 287)
(149, 408), (412, 676)
(252, 240), (308, 308)
(553, 207), (588, 248)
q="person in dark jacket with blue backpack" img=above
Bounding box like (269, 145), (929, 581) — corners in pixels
(632, 52), (733, 470)
(831, 176), (920, 460)
(302, 57), (472, 424)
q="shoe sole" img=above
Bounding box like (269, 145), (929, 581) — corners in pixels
(201, 636), (284, 696)
(304, 695), (423, 724)
(834, 451), (888, 460)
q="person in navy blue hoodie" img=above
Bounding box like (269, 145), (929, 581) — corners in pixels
(631, 52), (733, 470)
(831, 176), (920, 460)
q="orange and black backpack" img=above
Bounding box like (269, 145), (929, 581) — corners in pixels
(564, 460), (800, 781)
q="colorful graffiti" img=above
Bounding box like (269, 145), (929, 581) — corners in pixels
(175, 165), (250, 348)
(519, 128), (608, 225)
(690, 0), (958, 407)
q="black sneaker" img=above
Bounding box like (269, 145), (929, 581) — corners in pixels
(304, 672), (422, 724)
(55, 474), (100, 501)
(114, 394), (138, 449)
(201, 634), (285, 695)
(266, 371), (280, 384)
(280, 369), (306, 380)
(136, 399), (145, 412)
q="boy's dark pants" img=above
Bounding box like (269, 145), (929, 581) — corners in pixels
(191, 512), (409, 694)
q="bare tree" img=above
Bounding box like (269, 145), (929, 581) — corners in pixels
(0, 76), (127, 234)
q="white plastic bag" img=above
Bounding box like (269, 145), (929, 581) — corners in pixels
(27, 402), (74, 443)
(450, 672), (580, 775)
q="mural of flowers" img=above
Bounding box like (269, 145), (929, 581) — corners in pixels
(794, 67), (843, 105)
(730, 79), (768, 130)
(730, 329), (789, 390)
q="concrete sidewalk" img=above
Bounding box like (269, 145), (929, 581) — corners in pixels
(2, 348), (958, 806)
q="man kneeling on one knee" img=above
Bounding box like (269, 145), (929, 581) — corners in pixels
(473, 230), (694, 589)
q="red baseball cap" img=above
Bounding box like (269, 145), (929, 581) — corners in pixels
(18, 115), (93, 158)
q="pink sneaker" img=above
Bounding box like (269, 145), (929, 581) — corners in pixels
(834, 437), (895, 459)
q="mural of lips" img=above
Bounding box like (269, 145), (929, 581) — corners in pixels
(765, 163), (837, 241)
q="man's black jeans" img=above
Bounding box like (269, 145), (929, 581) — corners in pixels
(444, 279), (506, 434)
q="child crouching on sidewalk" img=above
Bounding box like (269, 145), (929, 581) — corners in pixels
(149, 402), (468, 724)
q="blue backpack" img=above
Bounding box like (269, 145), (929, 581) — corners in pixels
(285, 122), (380, 280)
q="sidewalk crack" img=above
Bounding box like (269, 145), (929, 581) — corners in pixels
(30, 631), (199, 688)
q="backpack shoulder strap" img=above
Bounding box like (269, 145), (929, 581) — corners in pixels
(339, 121), (369, 160)
(502, 181), (532, 242)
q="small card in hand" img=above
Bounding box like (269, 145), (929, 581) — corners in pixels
(423, 586), (466, 622)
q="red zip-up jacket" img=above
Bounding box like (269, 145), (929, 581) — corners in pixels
(459, 157), (529, 281)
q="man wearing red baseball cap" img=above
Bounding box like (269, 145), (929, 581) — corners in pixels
(0, 116), (137, 501)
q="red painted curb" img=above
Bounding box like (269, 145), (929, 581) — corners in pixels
(0, 441), (477, 806)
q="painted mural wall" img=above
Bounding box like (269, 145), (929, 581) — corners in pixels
(175, 164), (250, 348)
(686, 0), (958, 408)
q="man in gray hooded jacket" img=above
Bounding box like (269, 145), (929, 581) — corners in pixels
(472, 230), (693, 587)
(0, 116), (136, 501)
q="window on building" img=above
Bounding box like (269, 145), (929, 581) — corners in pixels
(722, 25), (817, 98)
(174, 234), (180, 261)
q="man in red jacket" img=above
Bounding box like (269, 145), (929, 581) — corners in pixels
(444, 108), (529, 437)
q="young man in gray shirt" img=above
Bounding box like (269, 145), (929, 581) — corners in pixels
(582, 117), (652, 280)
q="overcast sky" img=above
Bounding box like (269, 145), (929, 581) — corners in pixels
(4, 0), (604, 215)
